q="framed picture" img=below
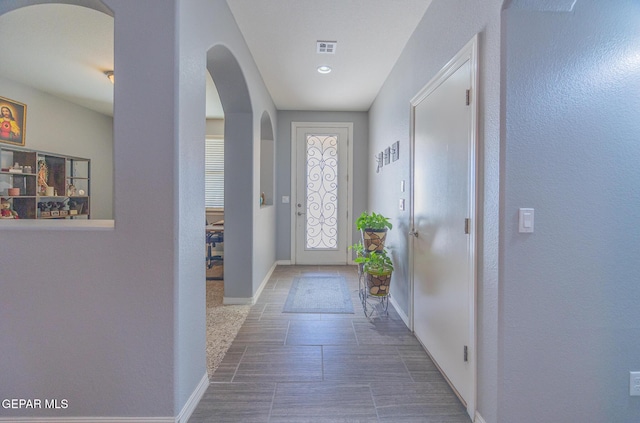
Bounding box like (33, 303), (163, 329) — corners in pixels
(0, 96), (26, 146)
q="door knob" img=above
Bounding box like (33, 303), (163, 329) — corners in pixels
(297, 211), (306, 216)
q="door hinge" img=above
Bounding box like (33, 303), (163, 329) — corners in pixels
(465, 89), (471, 106)
(464, 218), (470, 234)
(464, 345), (468, 362)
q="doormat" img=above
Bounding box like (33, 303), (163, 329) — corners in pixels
(283, 275), (354, 314)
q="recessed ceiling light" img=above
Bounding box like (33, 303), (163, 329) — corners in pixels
(317, 65), (332, 74)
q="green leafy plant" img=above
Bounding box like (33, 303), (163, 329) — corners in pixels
(349, 241), (365, 258)
(354, 249), (394, 275)
(355, 211), (392, 231)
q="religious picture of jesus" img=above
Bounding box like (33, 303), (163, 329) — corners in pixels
(0, 96), (26, 146)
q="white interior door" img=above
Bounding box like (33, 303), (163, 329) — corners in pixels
(411, 37), (477, 416)
(292, 123), (351, 264)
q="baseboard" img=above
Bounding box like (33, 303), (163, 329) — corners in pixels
(223, 261), (279, 305)
(389, 295), (410, 327)
(0, 417), (173, 422)
(176, 372), (209, 423)
(276, 259), (291, 265)
(252, 261), (278, 303)
(474, 411), (486, 423)
(222, 296), (253, 305)
(0, 374), (207, 423)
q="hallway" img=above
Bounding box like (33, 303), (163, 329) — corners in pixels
(190, 265), (470, 422)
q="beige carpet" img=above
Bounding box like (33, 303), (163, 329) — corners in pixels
(205, 280), (250, 378)
(206, 262), (223, 280)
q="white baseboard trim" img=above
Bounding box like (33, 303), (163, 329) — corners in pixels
(176, 372), (209, 423)
(252, 261), (278, 303)
(0, 417), (173, 422)
(389, 295), (410, 327)
(474, 411), (487, 423)
(0, 372), (209, 423)
(222, 296), (253, 305)
(276, 259), (291, 265)
(223, 260), (279, 305)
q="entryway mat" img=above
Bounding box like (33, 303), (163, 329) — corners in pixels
(283, 275), (354, 314)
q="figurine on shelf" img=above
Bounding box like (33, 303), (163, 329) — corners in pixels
(37, 159), (49, 194)
(1, 198), (19, 219)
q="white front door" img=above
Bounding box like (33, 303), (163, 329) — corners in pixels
(411, 37), (477, 417)
(292, 123), (351, 264)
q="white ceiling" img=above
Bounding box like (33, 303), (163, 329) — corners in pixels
(226, 0), (432, 112)
(0, 1), (432, 118)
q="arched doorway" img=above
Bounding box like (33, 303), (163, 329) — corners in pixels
(206, 45), (253, 301)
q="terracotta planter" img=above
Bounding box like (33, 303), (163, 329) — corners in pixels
(365, 271), (391, 296)
(361, 228), (387, 252)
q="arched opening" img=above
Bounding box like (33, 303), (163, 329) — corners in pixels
(205, 45), (254, 301)
(0, 2), (114, 221)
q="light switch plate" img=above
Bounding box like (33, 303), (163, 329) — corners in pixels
(282, 196), (290, 204)
(399, 199), (405, 211)
(630, 371), (640, 396)
(519, 208), (534, 233)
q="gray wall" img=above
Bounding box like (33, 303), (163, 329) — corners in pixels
(501, 1), (640, 421)
(0, 76), (113, 219)
(177, 0), (278, 412)
(276, 111), (369, 261)
(1, 1), (177, 418)
(369, 0), (502, 420)
(0, 0), (277, 419)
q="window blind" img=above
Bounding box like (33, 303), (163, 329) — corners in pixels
(205, 138), (224, 208)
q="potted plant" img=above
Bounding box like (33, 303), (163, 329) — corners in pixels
(355, 249), (394, 296)
(349, 241), (365, 274)
(355, 211), (392, 252)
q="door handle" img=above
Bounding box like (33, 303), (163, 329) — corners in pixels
(409, 230), (418, 238)
(297, 211), (306, 216)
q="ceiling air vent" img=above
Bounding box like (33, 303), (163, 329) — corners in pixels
(317, 41), (337, 54)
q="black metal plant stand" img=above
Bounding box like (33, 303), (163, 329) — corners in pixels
(357, 263), (390, 317)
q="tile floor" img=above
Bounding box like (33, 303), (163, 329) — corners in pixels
(189, 265), (471, 423)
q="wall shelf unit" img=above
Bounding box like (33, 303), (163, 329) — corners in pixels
(0, 145), (90, 219)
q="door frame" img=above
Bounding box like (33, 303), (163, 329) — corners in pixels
(290, 121), (354, 264)
(408, 34), (478, 418)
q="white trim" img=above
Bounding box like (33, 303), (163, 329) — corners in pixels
(222, 296), (253, 305)
(253, 260), (278, 302)
(0, 371), (206, 423)
(290, 122), (354, 264)
(474, 411), (487, 423)
(389, 295), (409, 327)
(0, 219), (115, 231)
(0, 418), (172, 423)
(176, 372), (209, 423)
(409, 34), (479, 420)
(223, 260), (278, 305)
(276, 259), (291, 265)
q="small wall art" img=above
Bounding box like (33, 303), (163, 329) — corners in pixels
(391, 141), (400, 161)
(0, 96), (26, 147)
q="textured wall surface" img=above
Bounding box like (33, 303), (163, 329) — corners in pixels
(501, 0), (640, 421)
(0, 0), (277, 419)
(369, 0), (503, 420)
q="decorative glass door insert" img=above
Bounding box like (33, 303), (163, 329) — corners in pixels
(293, 123), (350, 264)
(305, 133), (338, 249)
